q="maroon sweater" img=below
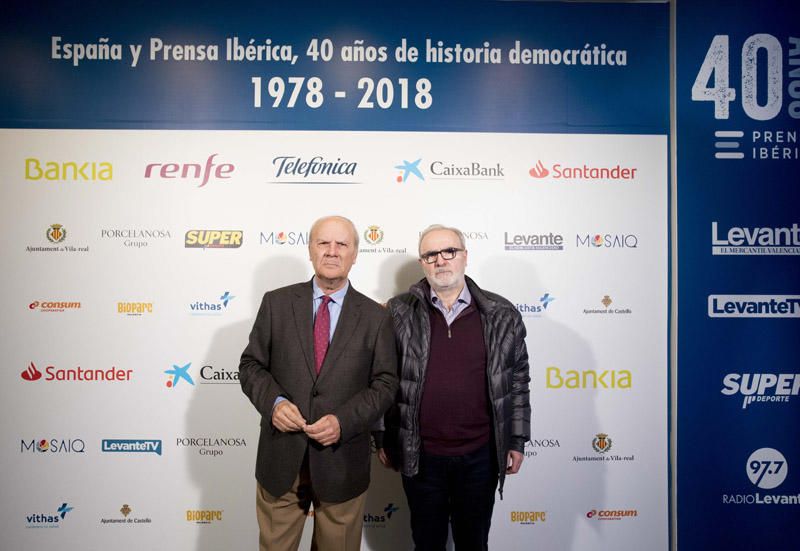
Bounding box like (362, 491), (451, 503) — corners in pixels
(419, 303), (491, 456)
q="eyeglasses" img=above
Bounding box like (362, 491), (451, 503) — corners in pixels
(420, 247), (464, 264)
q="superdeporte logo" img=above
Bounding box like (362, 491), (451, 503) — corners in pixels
(708, 295), (800, 317)
(528, 160), (637, 181)
(721, 373), (799, 409)
(101, 439), (162, 456)
(711, 222), (800, 255)
(185, 230), (243, 248)
(144, 154), (235, 187)
(26, 503), (74, 528)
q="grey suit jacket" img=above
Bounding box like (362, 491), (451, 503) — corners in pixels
(239, 279), (398, 503)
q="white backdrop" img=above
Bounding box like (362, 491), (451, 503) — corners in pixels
(0, 129), (667, 550)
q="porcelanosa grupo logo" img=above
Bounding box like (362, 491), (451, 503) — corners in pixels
(523, 437), (561, 459)
(528, 159), (638, 181)
(176, 436), (247, 457)
(723, 448), (798, 506)
(100, 228), (172, 248)
(721, 373), (799, 410)
(20, 362), (132, 382)
(144, 154), (234, 187)
(270, 155), (359, 184)
(711, 222), (800, 255)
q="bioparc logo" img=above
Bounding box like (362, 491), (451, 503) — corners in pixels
(510, 511), (547, 525)
(586, 509), (638, 521)
(100, 504), (152, 525)
(144, 154), (235, 188)
(260, 230), (309, 246)
(27, 224), (89, 254)
(29, 300), (81, 313)
(186, 510), (223, 524)
(270, 155), (359, 184)
(721, 373), (799, 410)
(184, 230), (243, 249)
(118, 302), (153, 316)
(516, 293), (555, 317)
(189, 291), (235, 315)
(708, 295), (800, 318)
(363, 503), (400, 528)
(711, 222), (800, 255)
(25, 503), (74, 528)
(20, 362), (133, 383)
(573, 433), (635, 464)
(723, 447), (798, 506)
(101, 439), (162, 456)
(528, 159), (638, 181)
(21, 438), (86, 454)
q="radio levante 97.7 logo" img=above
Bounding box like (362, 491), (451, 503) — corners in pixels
(723, 448), (798, 505)
(691, 35), (800, 160)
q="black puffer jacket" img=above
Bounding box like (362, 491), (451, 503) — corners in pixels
(383, 276), (531, 496)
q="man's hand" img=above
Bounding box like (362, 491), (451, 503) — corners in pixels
(304, 414), (341, 446)
(272, 400), (307, 432)
(506, 450), (524, 474)
(377, 448), (395, 470)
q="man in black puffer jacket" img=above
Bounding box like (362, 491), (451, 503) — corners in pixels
(377, 224), (531, 551)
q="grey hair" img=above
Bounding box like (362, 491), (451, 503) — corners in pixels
(418, 224), (466, 254)
(309, 215), (360, 248)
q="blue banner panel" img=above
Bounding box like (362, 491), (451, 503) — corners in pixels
(0, 0), (667, 133)
(677, 0), (800, 549)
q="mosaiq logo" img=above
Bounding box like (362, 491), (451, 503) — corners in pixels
(144, 154), (235, 187)
(576, 233), (639, 248)
(21, 438), (85, 454)
(528, 159), (638, 181)
(270, 155), (359, 184)
(260, 230), (309, 246)
(721, 373), (800, 409)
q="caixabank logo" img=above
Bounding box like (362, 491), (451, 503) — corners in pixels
(723, 448), (799, 506)
(20, 362), (133, 383)
(528, 159), (638, 181)
(26, 503), (74, 528)
(394, 157), (505, 183)
(21, 438), (85, 454)
(144, 154), (234, 187)
(184, 230), (243, 249)
(721, 373), (799, 410)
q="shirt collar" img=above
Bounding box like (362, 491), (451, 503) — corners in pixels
(429, 283), (471, 307)
(313, 278), (349, 304)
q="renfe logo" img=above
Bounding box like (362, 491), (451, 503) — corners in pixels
(144, 154), (234, 188)
(708, 295), (800, 317)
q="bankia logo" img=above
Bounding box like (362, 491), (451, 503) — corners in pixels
(21, 438), (86, 454)
(29, 300), (81, 313)
(184, 230), (243, 249)
(545, 366), (632, 390)
(712, 222), (800, 255)
(25, 157), (112, 182)
(100, 504), (152, 525)
(516, 293), (555, 317)
(260, 230), (309, 246)
(528, 159), (638, 181)
(723, 448), (798, 506)
(721, 373), (799, 409)
(20, 362), (133, 382)
(176, 436), (247, 457)
(708, 295), (800, 318)
(101, 439), (162, 456)
(26, 503), (74, 528)
(504, 231), (564, 251)
(165, 363), (194, 389)
(100, 228), (172, 249)
(144, 154), (234, 187)
(576, 233), (639, 249)
(189, 291), (235, 315)
(270, 155), (359, 184)
(394, 158), (424, 183)
(27, 224), (89, 253)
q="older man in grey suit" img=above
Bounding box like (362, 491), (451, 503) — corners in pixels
(239, 215), (398, 551)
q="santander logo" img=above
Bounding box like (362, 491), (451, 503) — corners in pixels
(21, 362), (43, 381)
(529, 160), (550, 178)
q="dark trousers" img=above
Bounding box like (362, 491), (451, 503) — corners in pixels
(402, 443), (498, 551)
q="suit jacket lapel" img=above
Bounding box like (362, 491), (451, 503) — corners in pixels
(292, 281), (316, 380)
(317, 287), (362, 385)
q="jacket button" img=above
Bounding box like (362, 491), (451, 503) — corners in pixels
(312, 389), (319, 397)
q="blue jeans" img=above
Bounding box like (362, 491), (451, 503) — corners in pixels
(402, 443), (498, 551)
